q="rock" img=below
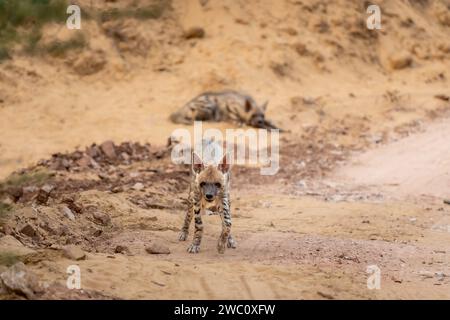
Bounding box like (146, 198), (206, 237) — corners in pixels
(184, 27), (205, 39)
(388, 52), (412, 70)
(6, 187), (23, 202)
(0, 262), (43, 299)
(62, 245), (86, 261)
(19, 224), (38, 238)
(145, 242), (170, 254)
(111, 186), (123, 193)
(0, 271), (7, 295)
(56, 225), (69, 237)
(317, 291), (334, 299)
(61, 206), (75, 221)
(100, 141), (117, 160)
(132, 182), (145, 191)
(129, 172), (140, 178)
(35, 184), (54, 205)
(114, 245), (130, 254)
(48, 157), (69, 171)
(120, 152), (130, 161)
(92, 212), (111, 226)
(41, 184), (54, 194)
(2, 225), (13, 235)
(92, 229), (102, 237)
(22, 186), (38, 195)
(98, 172), (109, 180)
(76, 154), (94, 168)
(0, 235), (35, 257)
(419, 271), (434, 279)
(443, 199), (450, 205)
(62, 197), (83, 214)
(435, 272), (446, 281)
(85, 145), (101, 158)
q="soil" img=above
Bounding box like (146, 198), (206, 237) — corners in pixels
(0, 0), (450, 299)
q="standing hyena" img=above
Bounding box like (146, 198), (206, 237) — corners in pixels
(178, 152), (237, 254)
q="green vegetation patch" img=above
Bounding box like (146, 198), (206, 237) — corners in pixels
(0, 169), (53, 191)
(43, 33), (87, 57)
(0, 0), (68, 61)
(0, 252), (21, 267)
(0, 202), (12, 221)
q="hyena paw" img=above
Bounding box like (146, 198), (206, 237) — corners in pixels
(227, 236), (237, 249)
(187, 243), (200, 253)
(178, 231), (188, 241)
(217, 240), (226, 254)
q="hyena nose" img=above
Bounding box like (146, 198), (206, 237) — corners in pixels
(205, 194), (214, 200)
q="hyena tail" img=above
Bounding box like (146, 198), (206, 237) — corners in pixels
(169, 111), (192, 125)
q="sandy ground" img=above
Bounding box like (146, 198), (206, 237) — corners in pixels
(335, 117), (450, 199)
(1, 0), (450, 300)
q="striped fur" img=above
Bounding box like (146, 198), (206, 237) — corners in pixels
(178, 152), (236, 254)
(170, 90), (281, 130)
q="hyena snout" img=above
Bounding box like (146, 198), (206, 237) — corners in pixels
(205, 193), (214, 201)
(250, 114), (265, 128)
(200, 182), (221, 202)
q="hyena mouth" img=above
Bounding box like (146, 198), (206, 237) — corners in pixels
(205, 198), (214, 203)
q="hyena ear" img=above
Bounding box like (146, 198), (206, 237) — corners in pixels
(261, 100), (268, 112)
(192, 152), (204, 173)
(218, 153), (231, 173)
(245, 99), (252, 112)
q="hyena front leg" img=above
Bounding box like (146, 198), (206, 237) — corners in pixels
(218, 195), (232, 254)
(178, 206), (193, 241)
(227, 234), (237, 249)
(187, 193), (203, 253)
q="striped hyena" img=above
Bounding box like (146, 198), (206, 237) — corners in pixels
(170, 90), (281, 130)
(178, 152), (236, 254)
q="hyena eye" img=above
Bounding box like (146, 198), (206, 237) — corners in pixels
(200, 182), (206, 187)
(215, 183), (221, 188)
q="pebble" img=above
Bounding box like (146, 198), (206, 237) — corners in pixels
(132, 182), (145, 191)
(62, 245), (86, 261)
(61, 206), (75, 221)
(146, 242), (170, 254)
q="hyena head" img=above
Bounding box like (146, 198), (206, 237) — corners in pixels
(192, 153), (230, 203)
(245, 99), (268, 128)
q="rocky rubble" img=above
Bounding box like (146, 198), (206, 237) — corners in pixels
(39, 141), (161, 172)
(0, 140), (188, 254)
(0, 262), (43, 299)
(0, 261), (115, 300)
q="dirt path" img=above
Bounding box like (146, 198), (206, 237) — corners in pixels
(28, 187), (450, 299)
(334, 118), (450, 199)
